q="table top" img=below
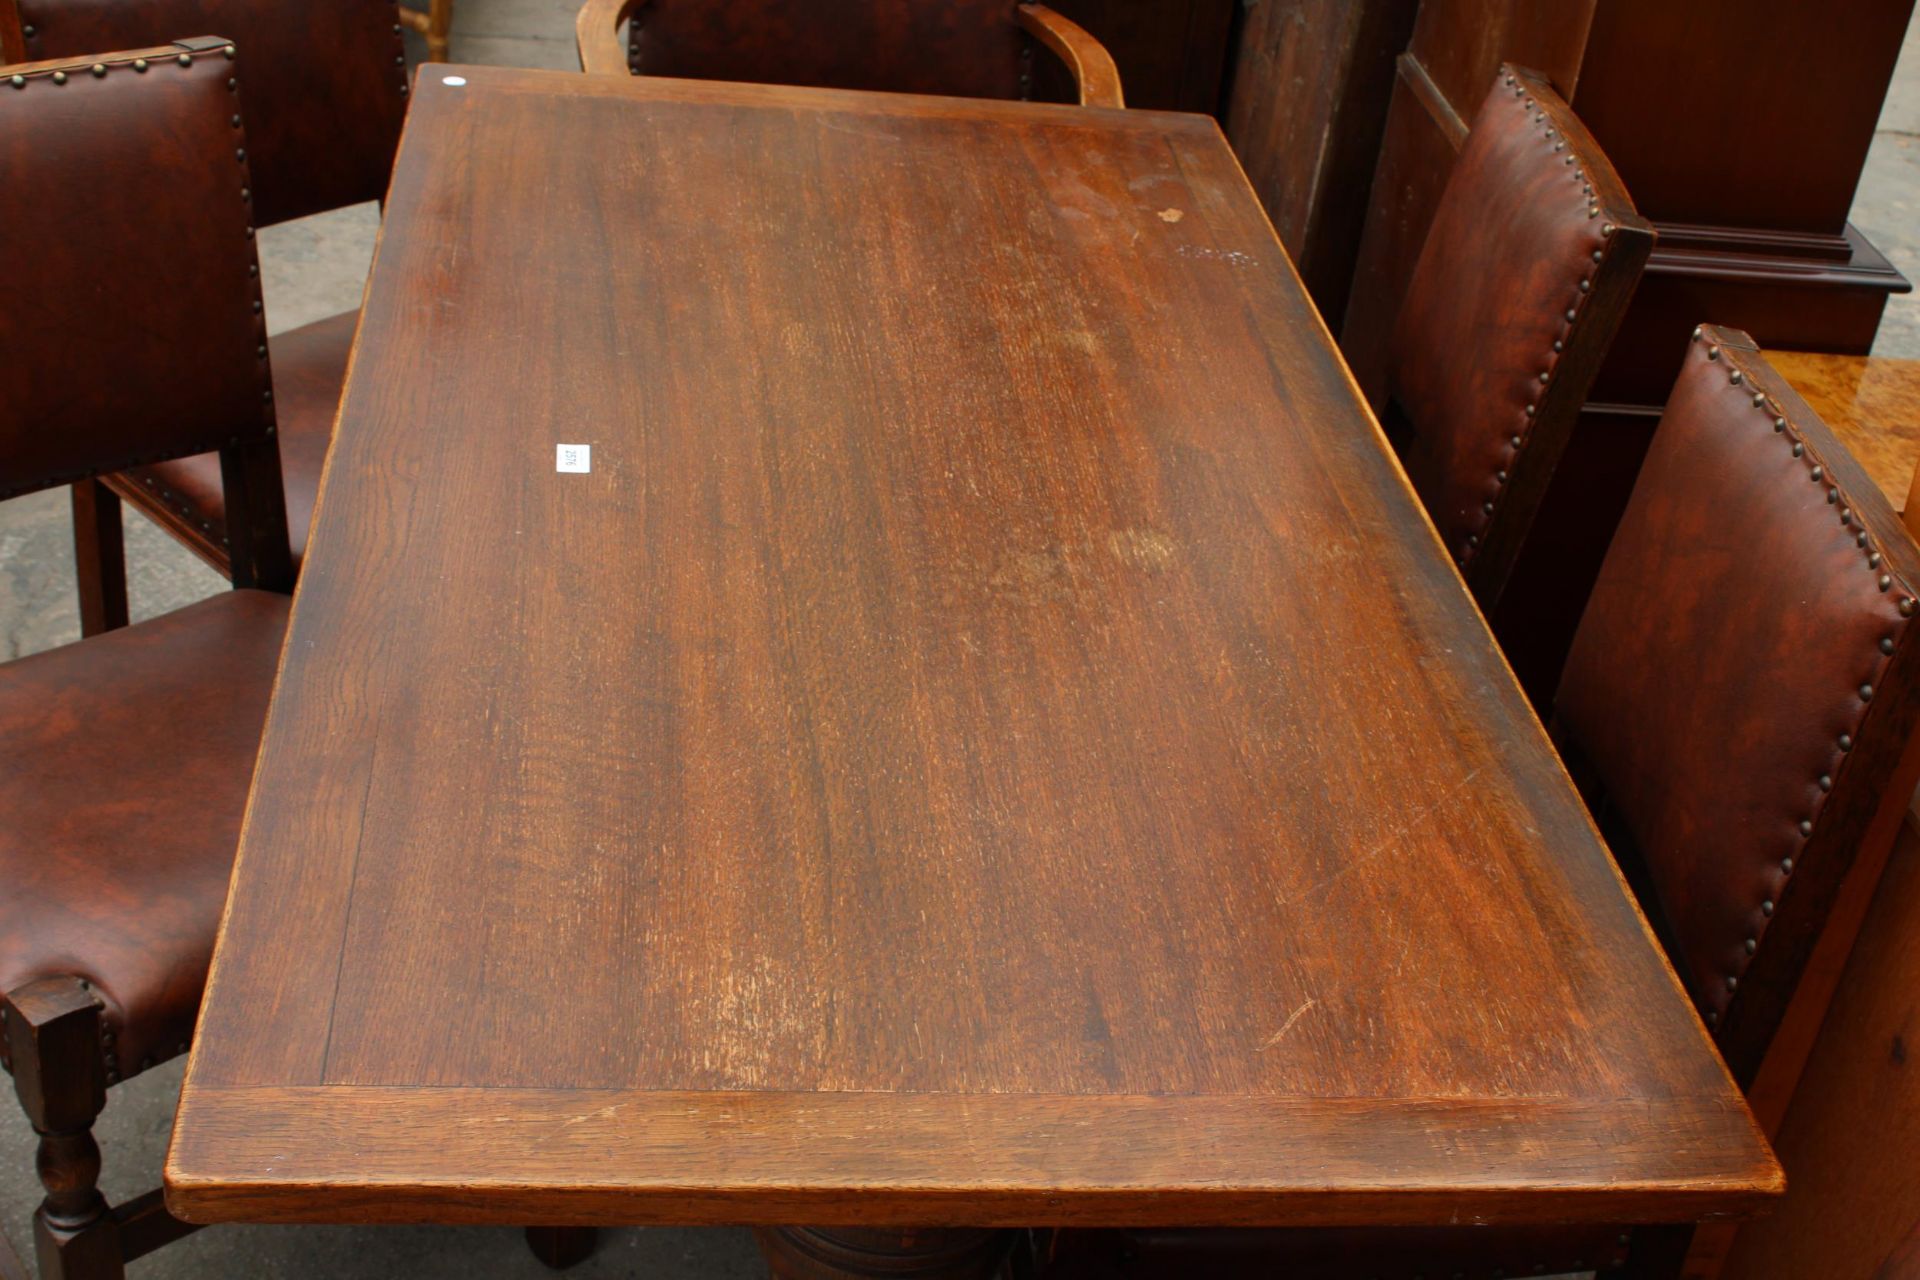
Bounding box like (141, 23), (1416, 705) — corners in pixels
(1771, 349), (1920, 516)
(164, 64), (1779, 1230)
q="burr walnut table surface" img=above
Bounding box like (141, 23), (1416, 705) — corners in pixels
(163, 65), (1779, 1243)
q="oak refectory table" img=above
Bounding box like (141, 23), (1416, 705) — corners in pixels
(163, 65), (1780, 1278)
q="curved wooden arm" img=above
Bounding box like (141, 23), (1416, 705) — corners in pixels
(1015, 3), (1124, 109)
(576, 0), (640, 76)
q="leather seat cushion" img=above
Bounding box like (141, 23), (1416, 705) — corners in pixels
(0, 590), (289, 1081)
(115, 308), (358, 572)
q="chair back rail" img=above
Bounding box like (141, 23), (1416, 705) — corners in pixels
(1391, 63), (1653, 608)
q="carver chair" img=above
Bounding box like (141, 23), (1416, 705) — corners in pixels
(1046, 327), (1920, 1279)
(1387, 63), (1653, 613)
(0, 0), (408, 627)
(574, 0), (1124, 108)
(0, 38), (295, 1280)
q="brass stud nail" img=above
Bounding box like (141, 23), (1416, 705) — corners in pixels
(1706, 1011), (1718, 1027)
(90, 63), (106, 77)
(1828, 488), (1839, 504)
(1775, 417), (1787, 432)
(50, 70), (66, 84)
(1841, 733), (1855, 750)
(1552, 339), (1564, 352)
(1745, 938), (1757, 954)
(1539, 371), (1551, 385)
(1578, 279), (1591, 293)
(1763, 899), (1775, 916)
(1496, 470), (1508, 483)
(1792, 443), (1805, 457)
(1881, 574), (1893, 592)
(21, 24), (33, 36)
(1727, 975), (1739, 992)
(231, 113), (241, 127)
(1603, 223), (1615, 236)
(1783, 858), (1795, 875)
(1483, 501), (1495, 514)
(1799, 820), (1813, 836)
(1509, 435), (1522, 449)
(1842, 508), (1854, 525)
(1565, 308), (1577, 322)
(224, 44), (236, 58)
(1708, 345), (1721, 361)
(1860, 531), (1871, 547)
(1883, 637), (1896, 655)
(1591, 249), (1603, 263)
(1871, 552), (1883, 568)
(1820, 775), (1833, 791)
(1729, 370), (1743, 385)
(248, 263), (258, 276)
(251, 300), (262, 313)
(178, 53), (192, 66)
(1861, 684), (1875, 701)
(1753, 392), (1767, 408)
(244, 225), (254, 238)
(7, 75), (21, 89)
(1691, 326), (1703, 341)
(134, 58), (148, 71)
(1811, 465), (1823, 481)
(236, 147), (246, 161)
(1904, 598), (1917, 617)
(242, 187), (251, 200)
(1525, 404), (1536, 417)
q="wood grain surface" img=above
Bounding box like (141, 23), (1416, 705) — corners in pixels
(164, 66), (1778, 1229)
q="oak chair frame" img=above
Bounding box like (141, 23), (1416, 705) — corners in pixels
(396, 0), (451, 61)
(573, 0), (1125, 108)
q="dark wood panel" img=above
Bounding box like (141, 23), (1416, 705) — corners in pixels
(1222, 0), (1416, 330)
(167, 65), (1777, 1231)
(1572, 0), (1914, 234)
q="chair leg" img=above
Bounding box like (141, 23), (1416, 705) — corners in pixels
(69, 480), (128, 638)
(524, 1226), (597, 1270)
(3, 977), (123, 1280)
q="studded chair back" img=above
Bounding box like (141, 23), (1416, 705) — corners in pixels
(7, 0), (408, 225)
(1389, 64), (1653, 609)
(1557, 325), (1920, 1090)
(0, 36), (292, 590)
(596, 0), (1045, 99)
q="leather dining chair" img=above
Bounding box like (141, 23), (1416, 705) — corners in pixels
(1387, 63), (1653, 614)
(0, 38), (295, 1280)
(1044, 326), (1920, 1279)
(574, 0), (1125, 109)
(0, 0), (408, 631)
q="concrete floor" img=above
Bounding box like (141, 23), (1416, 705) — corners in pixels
(4, 5), (1920, 1278)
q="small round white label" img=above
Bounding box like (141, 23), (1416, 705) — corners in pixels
(442, 75), (467, 86)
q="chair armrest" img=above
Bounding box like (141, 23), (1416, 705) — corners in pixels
(1015, 3), (1123, 109)
(575, 0), (639, 76)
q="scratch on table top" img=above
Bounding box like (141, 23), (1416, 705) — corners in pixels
(1277, 769), (1481, 908)
(1259, 997), (1318, 1051)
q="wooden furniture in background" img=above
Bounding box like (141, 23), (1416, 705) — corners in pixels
(163, 65), (1776, 1280)
(1772, 351), (1920, 532)
(397, 0), (451, 60)
(0, 39), (297, 1280)
(1247, 0), (1917, 704)
(1385, 64), (1650, 609)
(576, 0), (1122, 106)
(1220, 0), (1416, 331)
(4, 0), (406, 621)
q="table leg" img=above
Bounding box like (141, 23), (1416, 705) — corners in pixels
(755, 1227), (1016, 1279)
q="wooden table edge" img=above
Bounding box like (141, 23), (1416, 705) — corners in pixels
(163, 1086), (1782, 1227)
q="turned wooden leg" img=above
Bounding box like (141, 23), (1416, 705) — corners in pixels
(4, 977), (123, 1280)
(426, 0), (453, 61)
(756, 1227), (1016, 1280)
(69, 480), (128, 637)
(523, 1226), (597, 1270)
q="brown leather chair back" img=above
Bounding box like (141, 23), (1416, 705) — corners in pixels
(9, 0), (408, 225)
(621, 0), (1034, 99)
(1390, 64), (1652, 608)
(0, 37), (292, 589)
(1557, 325), (1920, 1088)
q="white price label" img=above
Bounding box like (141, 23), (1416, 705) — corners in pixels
(556, 444), (591, 474)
